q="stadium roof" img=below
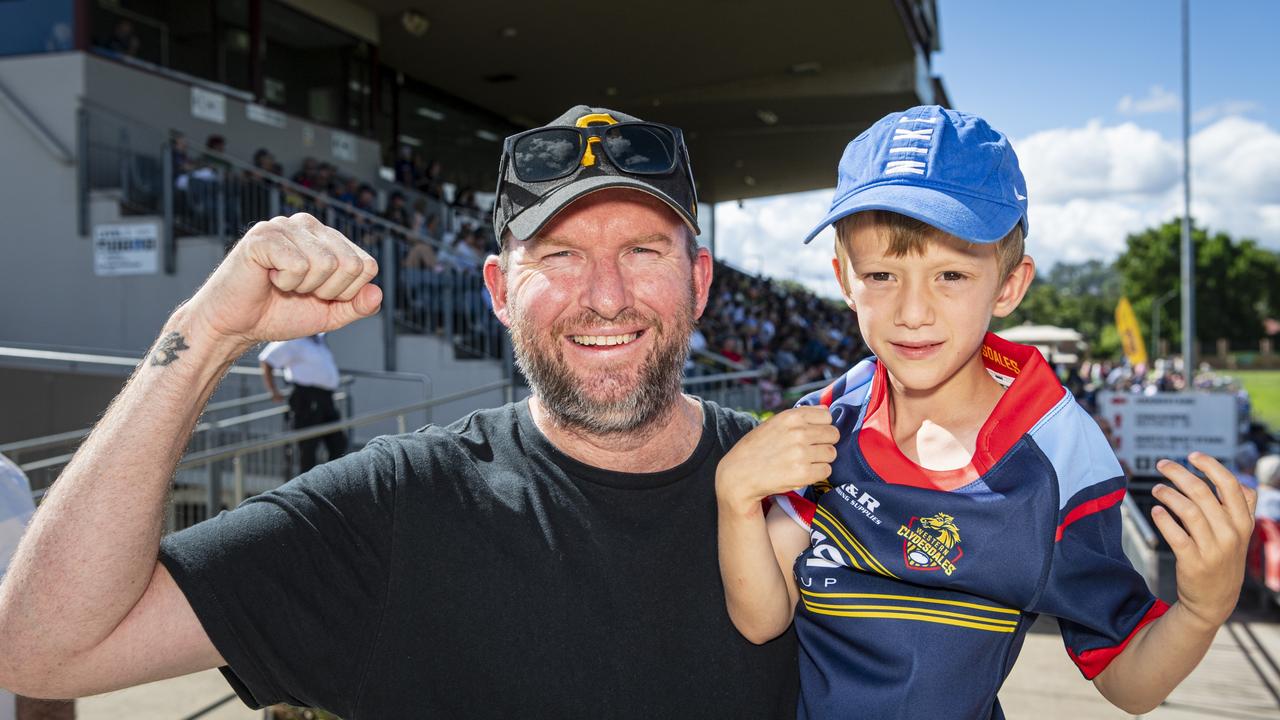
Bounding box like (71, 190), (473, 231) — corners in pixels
(356, 0), (947, 203)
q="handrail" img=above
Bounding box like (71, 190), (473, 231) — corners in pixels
(0, 345), (260, 376)
(175, 380), (510, 469)
(786, 377), (832, 396)
(0, 79), (73, 165)
(691, 347), (748, 372)
(681, 369), (764, 385)
(1121, 493), (1159, 549)
(27, 379), (510, 501)
(194, 146), (448, 255)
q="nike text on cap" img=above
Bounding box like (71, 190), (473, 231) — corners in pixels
(803, 105), (1029, 245)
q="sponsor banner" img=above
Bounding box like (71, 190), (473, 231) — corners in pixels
(191, 86), (226, 124)
(331, 130), (357, 162)
(1098, 391), (1241, 474)
(93, 223), (159, 276)
(246, 103), (287, 128)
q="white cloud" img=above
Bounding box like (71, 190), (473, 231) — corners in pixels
(1117, 85), (1180, 115)
(1193, 99), (1260, 126)
(714, 115), (1280, 288)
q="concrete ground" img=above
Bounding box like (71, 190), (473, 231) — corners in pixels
(71, 610), (1280, 719)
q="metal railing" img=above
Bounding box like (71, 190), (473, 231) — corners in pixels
(1120, 493), (1160, 594)
(682, 369), (764, 411)
(0, 344), (433, 501)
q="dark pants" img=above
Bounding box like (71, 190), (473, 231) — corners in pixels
(288, 384), (348, 473)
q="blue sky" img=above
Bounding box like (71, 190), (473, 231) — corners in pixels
(715, 0), (1280, 296)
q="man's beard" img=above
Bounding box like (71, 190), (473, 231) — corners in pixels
(509, 286), (696, 436)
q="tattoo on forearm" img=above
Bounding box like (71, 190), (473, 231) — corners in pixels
(151, 332), (190, 366)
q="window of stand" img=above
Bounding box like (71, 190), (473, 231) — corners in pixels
(261, 0), (371, 134)
(90, 0), (251, 93)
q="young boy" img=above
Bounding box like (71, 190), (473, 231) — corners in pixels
(716, 105), (1257, 720)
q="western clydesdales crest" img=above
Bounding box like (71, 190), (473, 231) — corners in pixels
(897, 512), (963, 576)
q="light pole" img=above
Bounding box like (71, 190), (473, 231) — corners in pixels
(1179, 0), (1196, 380)
(1151, 289), (1178, 363)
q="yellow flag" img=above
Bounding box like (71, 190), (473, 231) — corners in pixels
(1115, 297), (1149, 367)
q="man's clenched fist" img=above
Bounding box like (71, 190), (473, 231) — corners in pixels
(184, 213), (382, 347)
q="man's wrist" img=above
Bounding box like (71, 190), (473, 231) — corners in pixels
(163, 303), (254, 364)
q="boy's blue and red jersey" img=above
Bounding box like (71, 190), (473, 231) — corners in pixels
(773, 333), (1168, 720)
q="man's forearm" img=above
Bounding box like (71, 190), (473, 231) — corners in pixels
(1092, 602), (1216, 714)
(0, 306), (248, 666)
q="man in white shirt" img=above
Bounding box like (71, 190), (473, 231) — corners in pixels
(259, 334), (347, 473)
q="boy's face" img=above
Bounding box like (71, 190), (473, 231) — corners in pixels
(833, 222), (1034, 394)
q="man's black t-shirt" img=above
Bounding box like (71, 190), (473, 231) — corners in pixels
(159, 398), (798, 719)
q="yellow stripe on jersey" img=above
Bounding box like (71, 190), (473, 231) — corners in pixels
(801, 605), (1018, 633)
(802, 600), (1019, 627)
(813, 505), (898, 579)
(799, 589), (1021, 616)
(809, 515), (866, 573)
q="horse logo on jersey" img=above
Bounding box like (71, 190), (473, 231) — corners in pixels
(897, 512), (964, 576)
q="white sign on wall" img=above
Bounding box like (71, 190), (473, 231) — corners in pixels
(1098, 391), (1241, 475)
(246, 103), (287, 129)
(93, 223), (159, 276)
(331, 130), (357, 163)
(190, 86), (226, 124)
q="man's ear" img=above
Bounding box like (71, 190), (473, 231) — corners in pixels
(832, 257), (856, 312)
(992, 254), (1036, 318)
(483, 255), (511, 327)
(692, 247), (714, 320)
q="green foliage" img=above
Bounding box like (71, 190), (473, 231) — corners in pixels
(995, 220), (1280, 360)
(1116, 218), (1280, 350)
(995, 258), (1123, 358)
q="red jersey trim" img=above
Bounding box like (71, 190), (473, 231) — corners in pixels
(857, 332), (1066, 491)
(1054, 489), (1127, 542)
(1067, 599), (1171, 679)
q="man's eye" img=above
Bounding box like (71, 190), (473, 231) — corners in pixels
(630, 246), (658, 254)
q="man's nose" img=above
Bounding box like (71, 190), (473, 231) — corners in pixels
(894, 279), (934, 329)
(583, 256), (633, 320)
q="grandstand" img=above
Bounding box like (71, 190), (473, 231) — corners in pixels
(0, 0), (942, 446)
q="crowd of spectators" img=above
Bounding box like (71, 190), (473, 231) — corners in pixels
(692, 263), (865, 410)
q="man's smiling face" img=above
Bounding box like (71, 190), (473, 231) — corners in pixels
(485, 188), (712, 435)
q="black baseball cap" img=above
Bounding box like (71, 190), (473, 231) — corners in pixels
(493, 105), (700, 242)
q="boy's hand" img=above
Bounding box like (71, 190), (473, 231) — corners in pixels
(1149, 452), (1257, 630)
(716, 407), (840, 517)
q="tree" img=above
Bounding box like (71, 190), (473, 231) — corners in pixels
(1115, 219), (1280, 353)
(995, 259), (1123, 358)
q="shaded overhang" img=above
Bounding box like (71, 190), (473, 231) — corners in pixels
(356, 0), (946, 203)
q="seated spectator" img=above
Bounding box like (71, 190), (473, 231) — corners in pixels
(355, 184), (378, 214)
(1238, 444), (1261, 490)
(251, 148), (276, 176)
(384, 191), (412, 228)
(293, 157), (319, 188)
(1257, 455), (1280, 521)
(171, 131), (194, 189)
(417, 158), (445, 199)
(105, 19), (140, 57)
(395, 145), (417, 187)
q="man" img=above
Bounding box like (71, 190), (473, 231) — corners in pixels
(259, 334), (347, 473)
(0, 106), (797, 718)
(0, 455), (72, 720)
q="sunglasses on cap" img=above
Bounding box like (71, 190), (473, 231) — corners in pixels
(503, 121), (690, 183)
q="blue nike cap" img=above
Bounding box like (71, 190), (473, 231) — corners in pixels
(802, 105), (1029, 245)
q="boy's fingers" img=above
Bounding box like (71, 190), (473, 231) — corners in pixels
(1189, 451), (1250, 525)
(1158, 459), (1233, 538)
(792, 406), (834, 424)
(1244, 485), (1259, 517)
(1150, 504), (1192, 554)
(1151, 483), (1214, 548)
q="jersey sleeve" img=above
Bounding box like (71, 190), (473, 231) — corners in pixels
(1028, 404), (1169, 680)
(158, 437), (400, 715)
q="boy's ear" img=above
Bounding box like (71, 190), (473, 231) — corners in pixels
(992, 254), (1036, 318)
(831, 257), (856, 312)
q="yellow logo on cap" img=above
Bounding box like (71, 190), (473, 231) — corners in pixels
(575, 112), (618, 168)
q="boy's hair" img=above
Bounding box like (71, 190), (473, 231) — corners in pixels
(832, 211), (1025, 292)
